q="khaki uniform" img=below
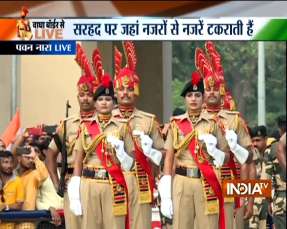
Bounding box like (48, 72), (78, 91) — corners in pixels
(74, 115), (128, 229)
(204, 110), (253, 229)
(113, 108), (164, 229)
(165, 112), (228, 229)
(49, 114), (82, 229)
(209, 109), (253, 229)
(17, 19), (33, 40)
(262, 141), (286, 229)
(245, 148), (267, 229)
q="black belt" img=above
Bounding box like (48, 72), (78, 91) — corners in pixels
(82, 168), (109, 180)
(175, 167), (201, 178)
(67, 167), (74, 175)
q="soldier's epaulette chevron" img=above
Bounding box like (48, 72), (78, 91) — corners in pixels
(224, 110), (239, 115)
(169, 116), (178, 122)
(137, 110), (155, 119)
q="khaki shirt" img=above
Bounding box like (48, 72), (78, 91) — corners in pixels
(165, 112), (228, 168)
(112, 108), (164, 157)
(74, 115), (127, 167)
(49, 114), (82, 167)
(216, 110), (252, 149)
(209, 109), (257, 162)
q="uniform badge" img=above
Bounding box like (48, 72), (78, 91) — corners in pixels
(105, 88), (109, 94)
(122, 75), (130, 87)
(193, 85), (198, 90)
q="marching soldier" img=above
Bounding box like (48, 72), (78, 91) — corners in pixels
(69, 48), (132, 229)
(159, 69), (230, 229)
(246, 126), (269, 229)
(196, 41), (256, 229)
(46, 44), (96, 229)
(112, 41), (164, 229)
(262, 117), (286, 229)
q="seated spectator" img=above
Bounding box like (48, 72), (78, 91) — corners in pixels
(0, 150), (24, 229)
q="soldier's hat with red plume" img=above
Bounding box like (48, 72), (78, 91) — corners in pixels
(75, 43), (97, 95)
(113, 41), (140, 96)
(92, 48), (114, 100)
(75, 43), (113, 100)
(195, 44), (222, 93)
(180, 71), (205, 97)
(21, 6), (29, 17)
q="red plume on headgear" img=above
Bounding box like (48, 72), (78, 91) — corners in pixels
(21, 6), (29, 16)
(75, 43), (93, 78)
(101, 74), (112, 88)
(92, 48), (104, 85)
(114, 46), (122, 78)
(205, 41), (224, 80)
(191, 71), (201, 86)
(123, 41), (137, 72)
(195, 47), (213, 77)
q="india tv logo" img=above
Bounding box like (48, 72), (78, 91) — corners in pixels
(16, 6), (33, 40)
(222, 179), (272, 198)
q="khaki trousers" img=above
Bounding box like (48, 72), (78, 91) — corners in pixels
(225, 202), (234, 229)
(80, 178), (125, 229)
(172, 174), (218, 229)
(234, 204), (244, 229)
(64, 192), (82, 229)
(124, 172), (152, 229)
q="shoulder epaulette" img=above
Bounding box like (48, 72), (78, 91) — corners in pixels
(137, 110), (155, 119)
(223, 110), (240, 115)
(170, 114), (186, 122)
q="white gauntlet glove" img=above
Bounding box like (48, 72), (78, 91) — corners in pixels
(132, 130), (162, 166)
(67, 176), (82, 216)
(198, 134), (225, 167)
(158, 175), (173, 219)
(107, 135), (134, 171)
(225, 129), (249, 165)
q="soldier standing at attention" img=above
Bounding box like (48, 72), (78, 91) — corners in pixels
(159, 69), (230, 229)
(112, 41), (164, 229)
(196, 41), (255, 229)
(69, 48), (132, 229)
(46, 44), (96, 229)
(247, 126), (269, 229)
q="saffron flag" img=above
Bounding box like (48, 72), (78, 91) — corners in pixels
(0, 110), (21, 147)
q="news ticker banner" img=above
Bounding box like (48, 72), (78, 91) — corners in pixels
(0, 41), (75, 55)
(0, 17), (286, 55)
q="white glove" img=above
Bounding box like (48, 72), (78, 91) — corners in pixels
(149, 148), (162, 166)
(225, 129), (249, 165)
(158, 175), (173, 219)
(67, 176), (82, 216)
(198, 134), (225, 167)
(107, 135), (134, 171)
(133, 130), (163, 165)
(133, 130), (153, 154)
